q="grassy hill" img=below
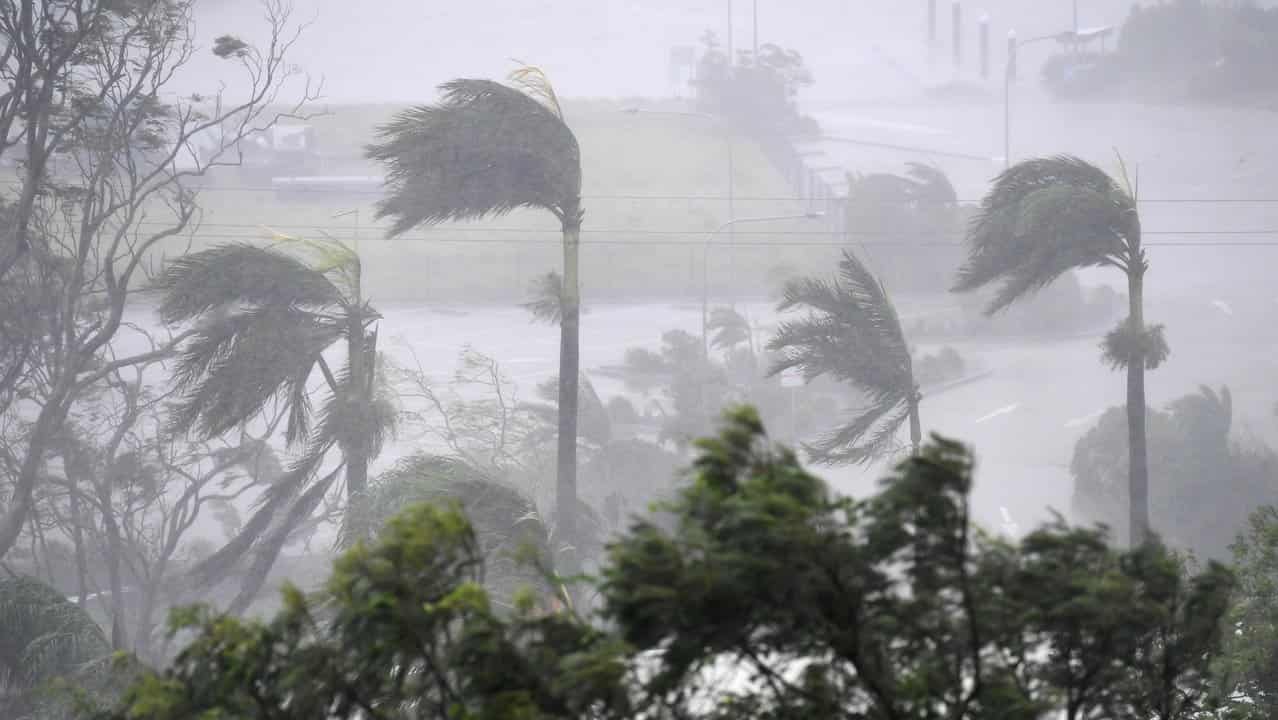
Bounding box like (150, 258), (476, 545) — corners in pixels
(183, 98), (840, 305)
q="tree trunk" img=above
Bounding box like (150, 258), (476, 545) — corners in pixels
(340, 270), (370, 547)
(345, 307), (368, 502)
(556, 218), (582, 566)
(1126, 269), (1150, 548)
(908, 393), (922, 457)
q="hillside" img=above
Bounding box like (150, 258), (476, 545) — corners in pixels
(187, 99), (837, 304)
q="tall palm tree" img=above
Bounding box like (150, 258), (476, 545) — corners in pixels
(767, 250), (922, 465)
(155, 237), (396, 611)
(367, 67), (585, 553)
(952, 154), (1166, 547)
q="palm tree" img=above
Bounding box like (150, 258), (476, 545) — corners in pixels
(0, 574), (110, 713)
(346, 454), (558, 613)
(767, 250), (921, 465)
(154, 237), (396, 611)
(952, 155), (1165, 547)
(367, 67), (585, 554)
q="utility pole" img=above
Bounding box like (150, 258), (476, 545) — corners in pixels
(979, 13), (989, 80)
(752, 0), (758, 61)
(952, 1), (962, 70)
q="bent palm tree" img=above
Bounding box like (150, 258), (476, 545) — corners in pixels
(155, 238), (395, 611)
(953, 155), (1164, 547)
(367, 67), (585, 552)
(767, 250), (921, 465)
(0, 575), (110, 713)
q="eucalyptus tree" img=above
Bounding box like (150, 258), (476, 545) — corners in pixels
(953, 154), (1163, 547)
(367, 68), (587, 551)
(0, 0), (316, 562)
(768, 250), (922, 464)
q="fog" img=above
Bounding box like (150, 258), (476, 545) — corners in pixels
(6, 0), (1278, 705)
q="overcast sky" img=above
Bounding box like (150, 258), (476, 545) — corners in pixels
(183, 0), (1148, 105)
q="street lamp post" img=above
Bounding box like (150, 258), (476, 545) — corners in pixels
(701, 212), (824, 361)
(1004, 30), (1064, 170)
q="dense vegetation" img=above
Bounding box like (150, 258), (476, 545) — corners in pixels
(91, 410), (1259, 720)
(0, 2), (1274, 717)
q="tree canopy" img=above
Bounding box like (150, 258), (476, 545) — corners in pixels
(100, 407), (1239, 720)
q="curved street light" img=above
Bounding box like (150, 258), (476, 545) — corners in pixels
(701, 211), (824, 359)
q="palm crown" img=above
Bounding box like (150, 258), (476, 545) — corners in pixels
(154, 239), (395, 608)
(953, 155), (1140, 315)
(768, 250), (920, 465)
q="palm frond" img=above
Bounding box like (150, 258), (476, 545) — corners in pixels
(803, 399), (910, 466)
(522, 270), (564, 326)
(312, 359), (398, 461)
(267, 233), (362, 298)
(768, 250), (918, 467)
(768, 251), (913, 403)
(707, 306), (751, 350)
(227, 464), (344, 614)
(0, 576), (110, 694)
(154, 243), (343, 325)
(352, 454), (553, 603)
(366, 77), (582, 235)
(1100, 319), (1169, 371)
(168, 304), (343, 441)
(183, 447), (328, 590)
(954, 155), (1138, 315)
(507, 64), (565, 119)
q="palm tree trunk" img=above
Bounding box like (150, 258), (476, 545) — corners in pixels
(908, 395), (922, 457)
(556, 218), (582, 564)
(1126, 269), (1150, 548)
(343, 268), (369, 543)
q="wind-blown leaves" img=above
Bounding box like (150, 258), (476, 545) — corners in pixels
(707, 306), (752, 351)
(954, 155), (1137, 315)
(522, 270), (565, 326)
(348, 454), (554, 608)
(0, 575), (110, 694)
(768, 250), (919, 465)
(154, 242), (344, 325)
(168, 303), (342, 442)
(366, 77), (583, 235)
(159, 239), (392, 609)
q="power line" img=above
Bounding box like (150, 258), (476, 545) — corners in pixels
(154, 222), (1278, 238)
(145, 229), (1278, 248)
(8, 180), (1278, 204)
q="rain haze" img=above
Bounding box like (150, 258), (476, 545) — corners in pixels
(5, 0), (1278, 715)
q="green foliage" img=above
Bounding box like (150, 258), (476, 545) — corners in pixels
(768, 249), (919, 465)
(1216, 505), (1278, 717)
(1071, 385), (1278, 562)
(0, 575), (139, 719)
(157, 239), (394, 607)
(100, 407), (1238, 720)
(1101, 317), (1170, 371)
(102, 503), (631, 720)
(347, 454), (555, 611)
(601, 406), (1235, 719)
